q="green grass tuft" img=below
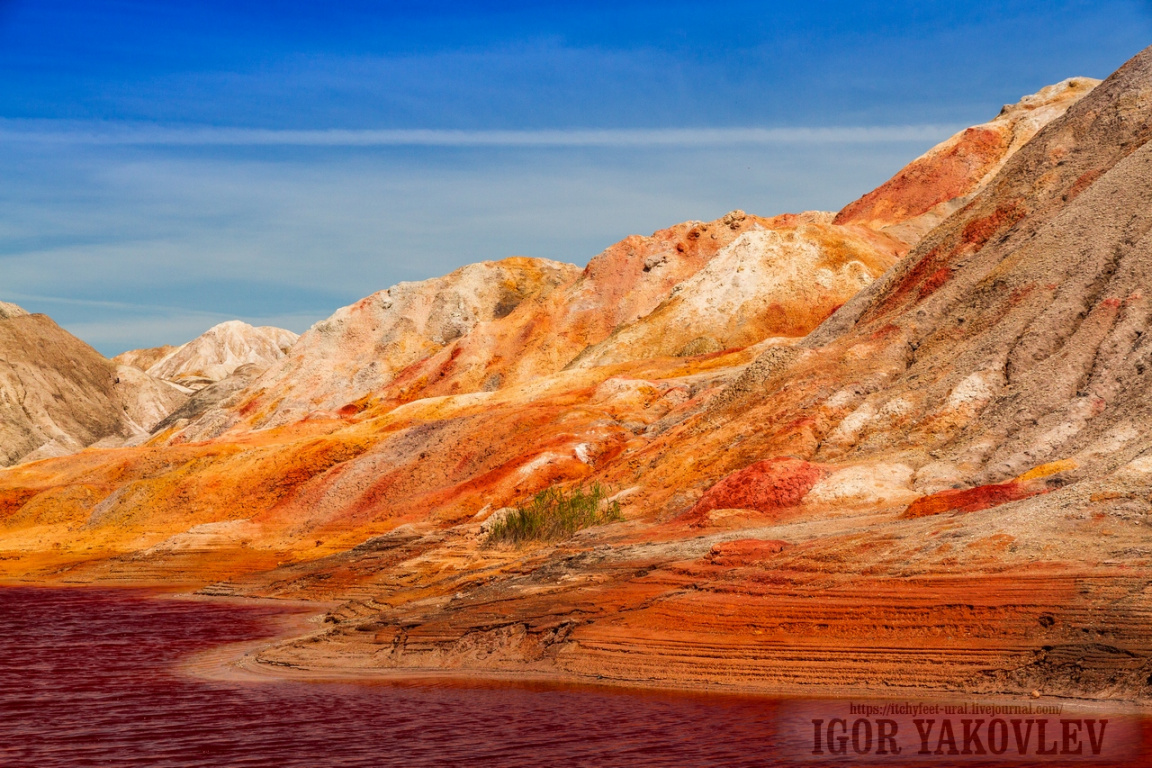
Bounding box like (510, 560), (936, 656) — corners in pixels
(485, 482), (623, 545)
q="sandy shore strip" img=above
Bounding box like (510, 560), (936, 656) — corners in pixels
(169, 591), (1149, 716)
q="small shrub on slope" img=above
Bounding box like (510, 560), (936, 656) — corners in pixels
(485, 483), (622, 545)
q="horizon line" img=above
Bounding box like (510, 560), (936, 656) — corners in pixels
(0, 122), (964, 147)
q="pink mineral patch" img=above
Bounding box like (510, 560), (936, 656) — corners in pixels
(684, 458), (826, 526)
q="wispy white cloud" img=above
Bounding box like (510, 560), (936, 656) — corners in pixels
(0, 121), (965, 147)
(63, 312), (326, 353)
(2, 291), (228, 317)
(0, 125), (953, 354)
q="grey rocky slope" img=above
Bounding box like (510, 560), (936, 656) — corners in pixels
(0, 307), (187, 466)
(790, 44), (1152, 487)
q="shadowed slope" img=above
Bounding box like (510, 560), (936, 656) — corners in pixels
(0, 309), (187, 467)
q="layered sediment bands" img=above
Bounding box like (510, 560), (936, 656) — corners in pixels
(248, 437), (1152, 700)
(558, 572), (1145, 694)
(3, 56), (1152, 701)
(258, 551), (1152, 699)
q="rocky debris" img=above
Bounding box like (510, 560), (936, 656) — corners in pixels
(682, 458), (827, 525)
(902, 480), (1047, 518)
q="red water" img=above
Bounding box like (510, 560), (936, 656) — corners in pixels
(1, 587), (1147, 768)
(0, 587), (787, 767)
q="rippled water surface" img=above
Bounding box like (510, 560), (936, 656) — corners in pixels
(4, 587), (1148, 768)
(0, 587), (791, 767)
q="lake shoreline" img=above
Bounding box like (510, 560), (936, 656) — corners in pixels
(164, 587), (1152, 714)
(6, 578), (1149, 711)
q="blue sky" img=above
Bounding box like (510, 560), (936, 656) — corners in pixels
(1, 1), (1149, 354)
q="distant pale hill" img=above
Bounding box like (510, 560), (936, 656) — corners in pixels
(116, 320), (299, 391)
